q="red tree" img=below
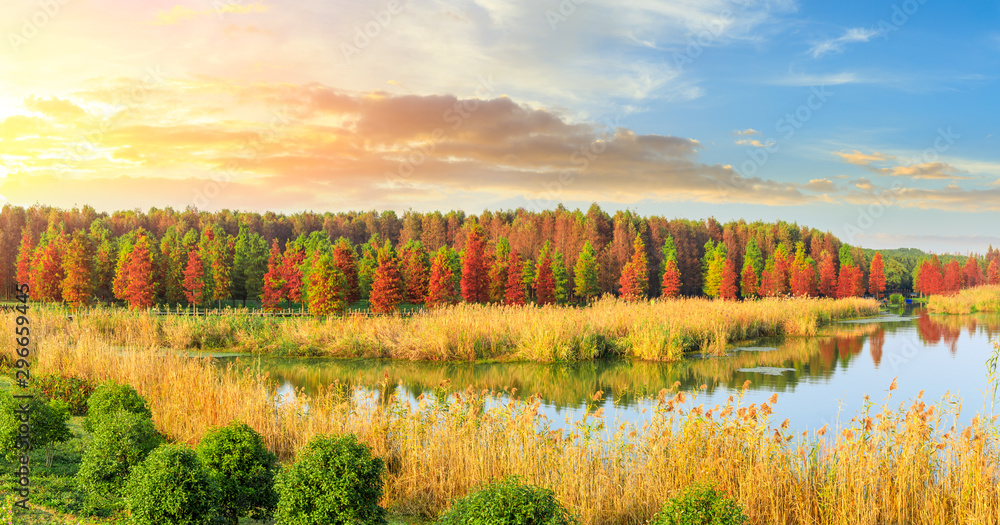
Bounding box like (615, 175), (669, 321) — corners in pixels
(989, 259), (1000, 285)
(535, 244), (556, 305)
(836, 264), (856, 298)
(61, 234), (91, 308)
(868, 253), (886, 299)
(370, 244), (404, 314)
(32, 239), (66, 303)
(740, 263), (758, 299)
(943, 260), (963, 294)
(818, 252), (838, 298)
(331, 238), (360, 303)
(183, 247), (207, 307)
(261, 239), (285, 311)
(426, 248), (458, 308)
(281, 242), (306, 304)
(719, 259), (738, 301)
(963, 257), (982, 288)
(460, 225), (489, 303)
(124, 235), (156, 309)
(505, 251), (527, 306)
(15, 228), (34, 287)
(660, 259), (682, 299)
(401, 242), (430, 305)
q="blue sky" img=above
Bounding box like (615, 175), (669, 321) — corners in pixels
(0, 0), (998, 252)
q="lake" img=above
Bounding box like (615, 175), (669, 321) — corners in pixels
(216, 305), (1000, 435)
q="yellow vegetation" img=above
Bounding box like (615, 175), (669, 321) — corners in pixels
(7, 308), (1000, 525)
(927, 285), (1000, 315)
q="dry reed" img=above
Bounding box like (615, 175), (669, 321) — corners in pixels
(7, 309), (1000, 525)
(927, 285), (1000, 315)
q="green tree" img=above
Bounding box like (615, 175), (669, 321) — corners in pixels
(702, 241), (727, 298)
(573, 240), (601, 301)
(553, 250), (569, 304)
(124, 444), (220, 525)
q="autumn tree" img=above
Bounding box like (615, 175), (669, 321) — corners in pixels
(963, 257), (982, 288)
(771, 243), (792, 296)
(460, 223), (489, 303)
(370, 242), (403, 314)
(31, 235), (66, 303)
(759, 256), (778, 297)
(740, 239), (762, 299)
(261, 239), (285, 311)
(660, 259), (682, 299)
(836, 263), (856, 299)
(488, 238), (511, 303)
(400, 240), (430, 305)
(124, 235), (156, 309)
(868, 253), (886, 299)
(659, 236), (678, 292)
(818, 252), (838, 298)
(943, 260), (963, 294)
(505, 251), (527, 306)
(789, 243), (816, 297)
(702, 240), (727, 298)
(573, 241), (601, 301)
(281, 240), (306, 305)
(534, 242), (556, 305)
(61, 232), (92, 308)
(306, 253), (347, 316)
(425, 247), (458, 308)
(331, 237), (360, 303)
(989, 259), (1000, 285)
(720, 259), (738, 301)
(623, 233), (648, 300)
(15, 228), (35, 288)
(183, 247), (208, 307)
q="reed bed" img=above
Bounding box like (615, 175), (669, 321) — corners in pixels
(927, 285), (1000, 315)
(8, 312), (1000, 524)
(37, 296), (879, 362)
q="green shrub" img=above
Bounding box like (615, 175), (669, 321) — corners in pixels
(195, 421), (279, 524)
(889, 293), (906, 305)
(77, 410), (163, 498)
(274, 433), (386, 525)
(83, 381), (153, 433)
(437, 476), (578, 525)
(651, 483), (749, 525)
(123, 444), (220, 525)
(33, 374), (97, 416)
(0, 392), (73, 467)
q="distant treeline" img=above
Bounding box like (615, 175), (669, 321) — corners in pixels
(0, 203), (997, 310)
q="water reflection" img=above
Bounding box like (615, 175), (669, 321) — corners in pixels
(217, 307), (1000, 433)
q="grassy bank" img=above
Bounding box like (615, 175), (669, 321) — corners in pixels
(927, 285), (1000, 314)
(9, 314), (1000, 524)
(28, 296), (879, 362)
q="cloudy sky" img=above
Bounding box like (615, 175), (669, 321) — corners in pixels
(1, 0), (998, 252)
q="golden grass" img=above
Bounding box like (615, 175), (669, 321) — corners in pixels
(7, 309), (1000, 524)
(927, 285), (1000, 315)
(34, 296), (880, 362)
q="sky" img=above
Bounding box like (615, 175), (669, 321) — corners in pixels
(1, 0), (999, 253)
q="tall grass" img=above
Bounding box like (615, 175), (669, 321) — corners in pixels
(8, 311), (1000, 524)
(41, 296), (880, 362)
(927, 285), (1000, 314)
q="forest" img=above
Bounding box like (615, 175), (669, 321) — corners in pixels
(1, 203), (998, 312)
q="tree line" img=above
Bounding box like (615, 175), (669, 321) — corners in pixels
(2, 204), (998, 312)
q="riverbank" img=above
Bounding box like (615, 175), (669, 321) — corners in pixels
(16, 296), (880, 362)
(927, 285), (1000, 314)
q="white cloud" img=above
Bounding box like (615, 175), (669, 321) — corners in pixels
(809, 27), (880, 58)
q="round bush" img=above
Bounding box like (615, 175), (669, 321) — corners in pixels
(274, 433), (386, 525)
(77, 409), (163, 497)
(651, 483), (749, 525)
(123, 444), (220, 525)
(195, 421), (278, 524)
(0, 392), (72, 466)
(84, 380), (152, 432)
(437, 476), (578, 525)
